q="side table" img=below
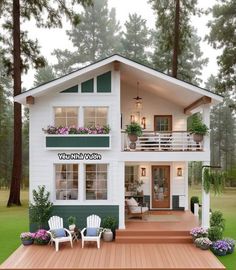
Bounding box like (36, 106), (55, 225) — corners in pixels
(70, 229), (80, 242)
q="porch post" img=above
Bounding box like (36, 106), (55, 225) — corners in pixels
(201, 104), (210, 229)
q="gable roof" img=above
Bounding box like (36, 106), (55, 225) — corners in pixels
(15, 54), (223, 105)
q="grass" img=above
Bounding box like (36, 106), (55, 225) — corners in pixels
(0, 190), (29, 264)
(0, 188), (235, 269)
(190, 186), (236, 270)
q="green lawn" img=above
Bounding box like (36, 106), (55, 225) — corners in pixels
(0, 190), (29, 264)
(190, 187), (236, 270)
(0, 188), (235, 269)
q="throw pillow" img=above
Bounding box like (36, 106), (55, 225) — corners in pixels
(51, 228), (66, 238)
(86, 227), (98, 236)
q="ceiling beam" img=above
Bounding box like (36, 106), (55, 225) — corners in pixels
(184, 96), (211, 114)
(26, 95), (35, 105)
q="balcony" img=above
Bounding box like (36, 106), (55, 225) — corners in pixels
(45, 134), (111, 150)
(122, 131), (203, 152)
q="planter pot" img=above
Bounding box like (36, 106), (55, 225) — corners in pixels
(21, 239), (34, 246)
(34, 239), (50, 245)
(212, 249), (227, 256)
(198, 244), (211, 250)
(69, 224), (76, 231)
(128, 134), (138, 149)
(193, 134), (203, 143)
(103, 231), (113, 242)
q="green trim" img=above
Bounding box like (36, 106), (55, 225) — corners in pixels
(81, 79), (94, 93)
(60, 85), (78, 93)
(97, 71), (111, 93)
(30, 205), (119, 231)
(46, 135), (110, 148)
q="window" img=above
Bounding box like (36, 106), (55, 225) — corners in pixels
(125, 166), (139, 193)
(154, 115), (172, 132)
(55, 164), (78, 200)
(84, 107), (108, 127)
(85, 164), (108, 200)
(54, 107), (78, 127)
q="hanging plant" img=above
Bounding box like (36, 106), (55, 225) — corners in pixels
(203, 168), (225, 194)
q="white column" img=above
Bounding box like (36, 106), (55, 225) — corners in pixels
(185, 161), (189, 210)
(201, 104), (210, 228)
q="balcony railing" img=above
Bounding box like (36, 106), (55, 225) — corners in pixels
(122, 131), (203, 152)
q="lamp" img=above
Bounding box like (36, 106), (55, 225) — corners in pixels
(133, 82), (142, 110)
(141, 117), (146, 129)
(177, 167), (183, 177)
(141, 167), (146, 177)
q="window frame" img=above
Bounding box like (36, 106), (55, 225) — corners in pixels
(54, 106), (79, 127)
(154, 115), (172, 132)
(83, 106), (109, 127)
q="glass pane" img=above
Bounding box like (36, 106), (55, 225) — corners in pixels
(86, 164), (96, 172)
(84, 118), (95, 127)
(55, 118), (66, 127)
(97, 172), (107, 180)
(86, 190), (96, 200)
(56, 189), (67, 200)
(97, 164), (107, 171)
(67, 189), (78, 200)
(66, 107), (77, 117)
(96, 118), (107, 126)
(96, 107), (108, 118)
(67, 118), (78, 127)
(97, 191), (107, 200)
(84, 107), (95, 118)
(55, 107), (66, 117)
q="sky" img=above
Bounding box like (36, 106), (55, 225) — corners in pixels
(22, 0), (220, 89)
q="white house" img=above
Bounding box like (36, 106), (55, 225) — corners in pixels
(15, 54), (223, 230)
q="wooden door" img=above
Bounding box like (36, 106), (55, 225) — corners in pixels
(152, 166), (170, 208)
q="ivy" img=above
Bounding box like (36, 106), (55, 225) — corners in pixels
(203, 168), (225, 194)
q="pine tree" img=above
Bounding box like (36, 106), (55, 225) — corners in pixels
(53, 0), (121, 75)
(34, 64), (56, 87)
(149, 0), (206, 84)
(121, 13), (151, 65)
(0, 0), (92, 206)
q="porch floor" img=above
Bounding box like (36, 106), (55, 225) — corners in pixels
(0, 241), (225, 270)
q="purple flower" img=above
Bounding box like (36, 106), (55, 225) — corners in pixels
(190, 227), (208, 238)
(212, 240), (230, 252)
(20, 232), (34, 240)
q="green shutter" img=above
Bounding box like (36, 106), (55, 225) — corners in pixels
(60, 85), (78, 93)
(81, 78), (94, 93)
(97, 71), (111, 93)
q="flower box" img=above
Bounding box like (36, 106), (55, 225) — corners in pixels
(45, 134), (111, 150)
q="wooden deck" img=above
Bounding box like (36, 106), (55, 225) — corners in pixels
(1, 241), (225, 270)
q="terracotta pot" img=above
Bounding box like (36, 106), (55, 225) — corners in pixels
(193, 134), (203, 143)
(128, 134), (138, 142)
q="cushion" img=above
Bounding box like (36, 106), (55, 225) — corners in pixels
(86, 227), (98, 236)
(51, 228), (66, 238)
(131, 206), (149, 214)
(126, 197), (138, 206)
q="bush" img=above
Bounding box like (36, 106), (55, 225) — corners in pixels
(102, 216), (117, 231)
(210, 210), (225, 231)
(190, 196), (199, 213)
(208, 226), (223, 241)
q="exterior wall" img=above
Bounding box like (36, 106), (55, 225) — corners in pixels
(121, 82), (187, 131)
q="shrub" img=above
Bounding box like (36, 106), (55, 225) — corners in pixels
(102, 216), (117, 231)
(29, 185), (53, 229)
(210, 210), (225, 231)
(208, 226), (223, 241)
(67, 216), (76, 225)
(188, 114), (208, 135)
(190, 196), (199, 213)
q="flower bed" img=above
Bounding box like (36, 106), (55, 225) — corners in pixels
(43, 125), (110, 135)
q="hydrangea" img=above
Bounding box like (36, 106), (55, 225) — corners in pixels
(33, 229), (50, 244)
(190, 227), (208, 238)
(20, 232), (34, 240)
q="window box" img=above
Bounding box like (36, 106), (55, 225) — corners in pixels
(46, 134), (111, 150)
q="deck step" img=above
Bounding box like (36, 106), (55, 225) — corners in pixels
(116, 230), (190, 237)
(116, 235), (193, 244)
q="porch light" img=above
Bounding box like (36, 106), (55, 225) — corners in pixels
(130, 115), (135, 123)
(177, 167), (183, 177)
(141, 117), (146, 129)
(133, 82), (142, 110)
(141, 167), (146, 177)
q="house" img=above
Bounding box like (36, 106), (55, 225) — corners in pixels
(15, 54), (223, 230)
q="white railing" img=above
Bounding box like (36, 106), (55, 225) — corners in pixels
(122, 131), (203, 152)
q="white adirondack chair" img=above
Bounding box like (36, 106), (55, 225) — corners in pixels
(81, 214), (102, 248)
(47, 216), (73, 252)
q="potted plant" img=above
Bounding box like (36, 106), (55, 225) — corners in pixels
(190, 227), (208, 242)
(194, 237), (212, 250)
(33, 229), (50, 245)
(20, 232), (34, 246)
(211, 240), (230, 256)
(68, 216), (76, 231)
(188, 114), (208, 143)
(102, 216), (117, 242)
(223, 238), (235, 254)
(125, 122), (143, 149)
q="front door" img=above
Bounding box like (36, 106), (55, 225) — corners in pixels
(152, 166), (170, 208)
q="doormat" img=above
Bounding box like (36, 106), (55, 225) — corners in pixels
(126, 214), (181, 222)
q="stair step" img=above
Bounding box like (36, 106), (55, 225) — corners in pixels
(116, 235), (193, 244)
(116, 230), (190, 237)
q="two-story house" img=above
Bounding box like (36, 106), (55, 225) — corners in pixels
(15, 55), (223, 230)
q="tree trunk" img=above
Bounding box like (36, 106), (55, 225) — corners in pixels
(7, 0), (22, 206)
(172, 0), (180, 78)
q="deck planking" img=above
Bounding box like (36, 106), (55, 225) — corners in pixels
(1, 241), (225, 270)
